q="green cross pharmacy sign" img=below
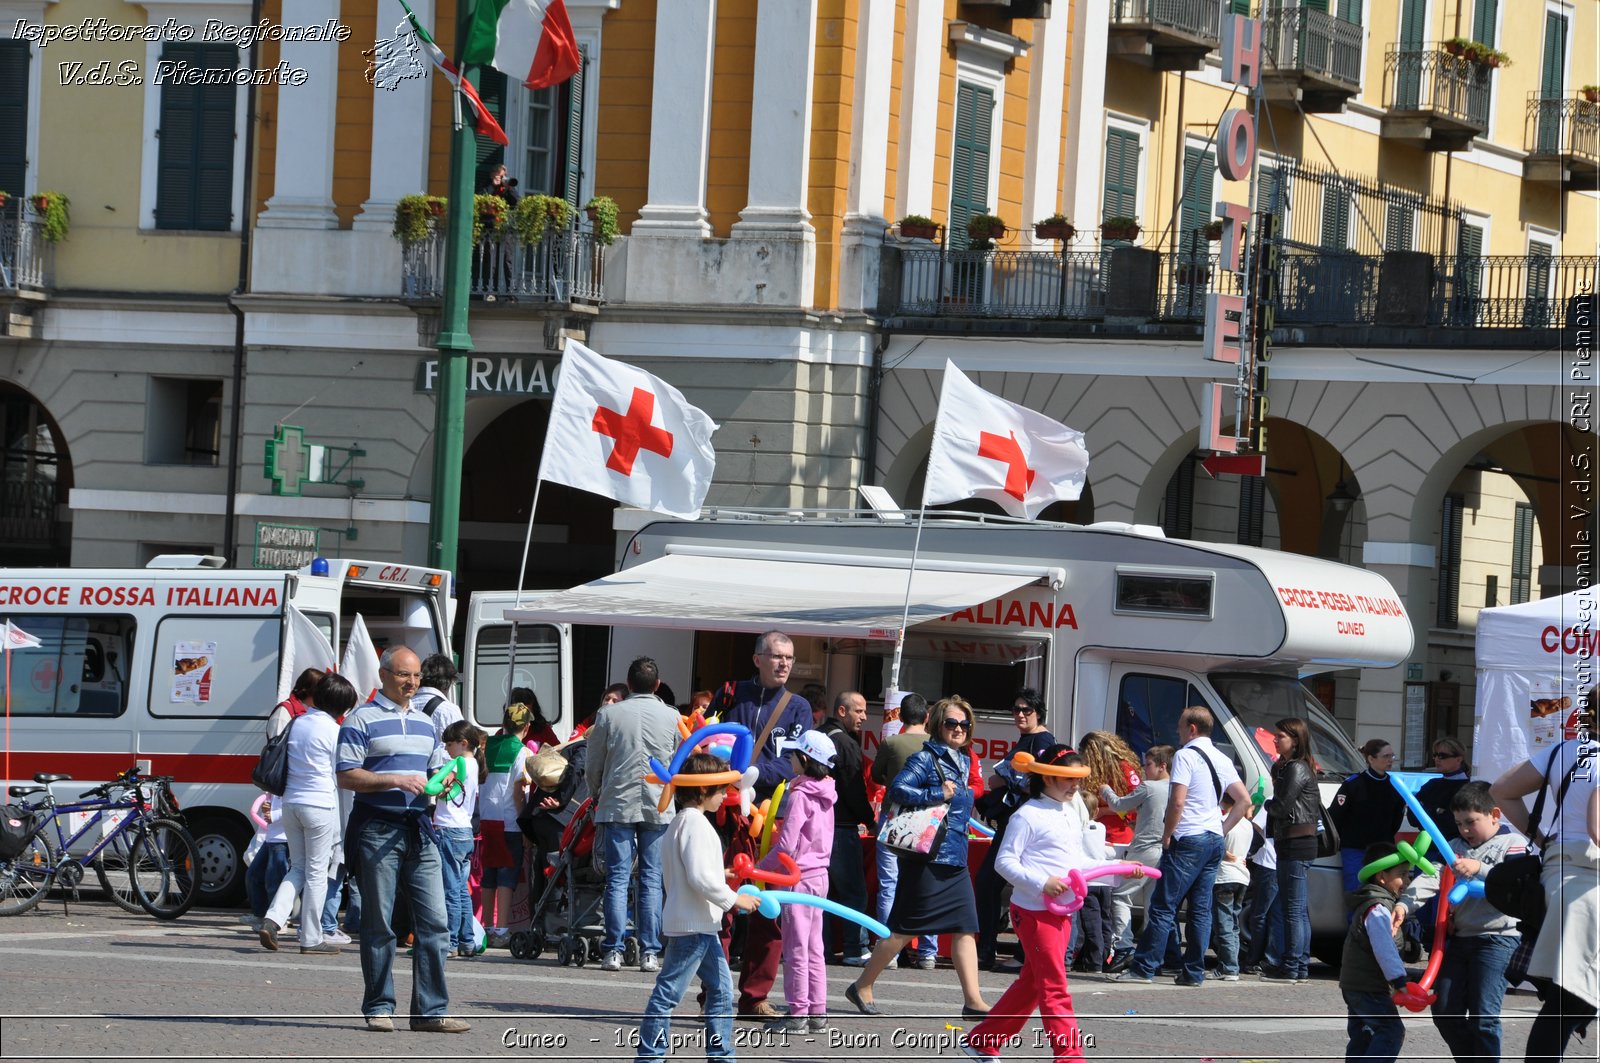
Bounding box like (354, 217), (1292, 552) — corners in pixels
(263, 425), (365, 497)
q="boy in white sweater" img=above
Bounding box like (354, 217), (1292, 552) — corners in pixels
(636, 753), (761, 1063)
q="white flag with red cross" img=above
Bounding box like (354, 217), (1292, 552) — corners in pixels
(538, 339), (719, 520)
(2, 620), (40, 650)
(922, 361), (1090, 519)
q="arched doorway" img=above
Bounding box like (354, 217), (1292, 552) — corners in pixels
(0, 384), (72, 565)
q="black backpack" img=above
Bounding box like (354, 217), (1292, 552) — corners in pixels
(251, 714), (299, 795)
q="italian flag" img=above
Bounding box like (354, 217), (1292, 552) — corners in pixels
(397, 0), (509, 146)
(463, 0), (582, 89)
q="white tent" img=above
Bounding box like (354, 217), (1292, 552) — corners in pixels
(1472, 587), (1599, 785)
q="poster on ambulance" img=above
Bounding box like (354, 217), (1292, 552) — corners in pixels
(170, 641), (216, 703)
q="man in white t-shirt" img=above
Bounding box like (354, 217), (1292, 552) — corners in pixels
(415, 654), (464, 743)
(1116, 706), (1249, 987)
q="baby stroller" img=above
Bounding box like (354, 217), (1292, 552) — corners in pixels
(509, 797), (638, 966)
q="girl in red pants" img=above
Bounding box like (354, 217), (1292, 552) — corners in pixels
(962, 745), (1095, 1062)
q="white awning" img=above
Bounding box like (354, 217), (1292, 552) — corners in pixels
(503, 551), (1049, 639)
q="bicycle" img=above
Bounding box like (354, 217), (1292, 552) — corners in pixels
(0, 767), (200, 920)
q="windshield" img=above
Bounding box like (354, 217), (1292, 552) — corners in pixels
(1210, 672), (1364, 779)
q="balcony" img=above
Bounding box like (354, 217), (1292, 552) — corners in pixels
(882, 245), (1596, 340)
(1262, 5), (1363, 113)
(1107, 0), (1220, 71)
(0, 201), (50, 295)
(1524, 94), (1600, 191)
(400, 228), (606, 305)
(1382, 46), (1491, 151)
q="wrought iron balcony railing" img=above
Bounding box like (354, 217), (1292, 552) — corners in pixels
(1384, 46), (1491, 132)
(1108, 0), (1220, 41)
(1263, 5), (1363, 91)
(0, 201), (50, 292)
(400, 227), (606, 304)
(1526, 94), (1600, 162)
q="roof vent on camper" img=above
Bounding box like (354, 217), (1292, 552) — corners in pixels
(1086, 522), (1167, 539)
(145, 554), (228, 569)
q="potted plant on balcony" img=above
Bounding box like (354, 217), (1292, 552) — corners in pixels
(1034, 214), (1075, 241)
(1479, 47), (1511, 69)
(966, 212), (1007, 242)
(474, 193), (511, 242)
(29, 191), (70, 243)
(1203, 219), (1225, 242)
(584, 195), (619, 245)
(897, 214), (940, 240)
(1442, 37), (1472, 58)
(1101, 215), (1140, 241)
(1582, 85), (1600, 103)
(513, 193), (571, 245)
(392, 194), (446, 242)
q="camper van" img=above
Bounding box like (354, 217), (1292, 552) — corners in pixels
(0, 556), (454, 905)
(503, 511), (1414, 958)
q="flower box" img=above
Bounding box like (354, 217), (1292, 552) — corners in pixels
(899, 219), (940, 241)
(1034, 221), (1075, 241)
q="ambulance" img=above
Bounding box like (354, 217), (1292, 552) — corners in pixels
(501, 510), (1415, 960)
(0, 556), (457, 905)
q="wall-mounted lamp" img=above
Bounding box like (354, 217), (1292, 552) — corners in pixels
(1327, 460), (1358, 514)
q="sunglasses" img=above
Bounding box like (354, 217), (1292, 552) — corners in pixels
(1433, 751), (1461, 759)
(943, 718), (971, 732)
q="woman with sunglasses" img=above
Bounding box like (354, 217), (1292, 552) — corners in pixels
(846, 696), (991, 1020)
(1409, 738), (1471, 846)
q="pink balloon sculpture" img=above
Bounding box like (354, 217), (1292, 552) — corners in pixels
(1044, 862), (1162, 916)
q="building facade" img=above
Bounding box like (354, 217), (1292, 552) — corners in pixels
(1, 0), (1594, 759)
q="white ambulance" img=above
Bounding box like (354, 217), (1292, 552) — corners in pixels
(503, 511), (1414, 960)
(0, 556), (455, 905)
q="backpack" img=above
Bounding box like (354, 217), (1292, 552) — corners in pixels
(251, 714), (299, 795)
(0, 804), (35, 860)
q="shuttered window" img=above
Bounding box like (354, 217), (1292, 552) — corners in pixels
(1473, 0), (1497, 47)
(475, 68), (508, 186)
(0, 41), (27, 202)
(561, 46), (587, 207)
(1230, 0), (1252, 13)
(524, 84), (557, 194)
(1320, 183), (1350, 249)
(1336, 0), (1360, 21)
(1162, 458), (1195, 539)
(1180, 146), (1216, 256)
(1237, 475), (1265, 546)
(1511, 503), (1535, 605)
(1437, 493), (1464, 628)
(1103, 127), (1140, 225)
(1384, 200), (1415, 251)
(1525, 240), (1554, 327)
(1540, 11), (1568, 98)
(155, 43), (238, 231)
(949, 81), (994, 251)
(1454, 220), (1484, 324)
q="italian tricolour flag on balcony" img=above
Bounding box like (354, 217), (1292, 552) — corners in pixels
(396, 0), (509, 146)
(463, 0), (582, 90)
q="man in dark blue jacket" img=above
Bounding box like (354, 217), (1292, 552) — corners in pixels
(716, 630), (812, 1020)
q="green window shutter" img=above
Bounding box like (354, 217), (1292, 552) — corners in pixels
(1162, 457), (1195, 539)
(1320, 183), (1349, 249)
(474, 68), (508, 186)
(1525, 240), (1554, 326)
(1303, 0), (1329, 13)
(1103, 127), (1140, 221)
(1399, 0), (1425, 48)
(1511, 502), (1534, 605)
(948, 81), (993, 251)
(156, 43), (238, 231)
(1473, 0), (1497, 47)
(1454, 220), (1484, 322)
(1437, 493), (1464, 628)
(1336, 0), (1360, 23)
(561, 46), (588, 207)
(0, 41), (27, 200)
(1384, 200), (1414, 251)
(1230, 0), (1252, 14)
(1258, 165), (1284, 217)
(1541, 12), (1567, 98)
(1179, 147), (1215, 255)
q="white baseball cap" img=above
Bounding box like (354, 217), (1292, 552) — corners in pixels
(778, 729), (837, 769)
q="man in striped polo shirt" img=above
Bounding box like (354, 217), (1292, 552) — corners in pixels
(336, 644), (467, 1034)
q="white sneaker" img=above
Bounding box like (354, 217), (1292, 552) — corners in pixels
(601, 950), (624, 972)
(886, 955), (898, 969)
(323, 929), (352, 945)
(842, 952), (872, 967)
(640, 952), (661, 973)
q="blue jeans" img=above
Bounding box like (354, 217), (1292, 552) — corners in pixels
(245, 842), (290, 918)
(1211, 882), (1245, 975)
(1242, 861), (1282, 970)
(1340, 848), (1365, 911)
(1343, 988), (1405, 1061)
(602, 822), (667, 956)
(635, 933), (734, 1062)
(321, 863), (343, 935)
(874, 842), (936, 957)
(438, 827), (477, 951)
(1131, 831), (1224, 982)
(1432, 933), (1516, 1061)
(827, 824), (868, 957)
(1277, 854), (1313, 979)
(352, 816), (451, 1020)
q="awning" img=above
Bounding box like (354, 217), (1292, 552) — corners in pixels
(503, 551), (1048, 639)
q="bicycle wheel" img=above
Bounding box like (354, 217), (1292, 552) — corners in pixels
(127, 818), (200, 920)
(0, 828), (58, 915)
(92, 828), (146, 914)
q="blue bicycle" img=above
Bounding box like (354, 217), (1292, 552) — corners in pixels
(1, 767), (199, 919)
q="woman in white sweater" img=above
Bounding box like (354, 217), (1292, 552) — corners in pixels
(961, 745), (1098, 1063)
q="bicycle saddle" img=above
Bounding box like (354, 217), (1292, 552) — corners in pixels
(8, 784), (45, 798)
(32, 773), (71, 784)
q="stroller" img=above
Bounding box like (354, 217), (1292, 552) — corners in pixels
(509, 797), (640, 966)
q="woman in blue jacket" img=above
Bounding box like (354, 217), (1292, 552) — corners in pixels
(845, 696), (991, 1020)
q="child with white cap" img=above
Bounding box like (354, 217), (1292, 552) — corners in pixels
(759, 730), (839, 1033)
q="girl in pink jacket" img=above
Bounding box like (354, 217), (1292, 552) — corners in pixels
(759, 730), (839, 1033)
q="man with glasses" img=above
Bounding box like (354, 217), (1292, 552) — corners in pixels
(713, 630), (812, 1021)
(336, 645), (467, 1034)
(975, 688), (1054, 971)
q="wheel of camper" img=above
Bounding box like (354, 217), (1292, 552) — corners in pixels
(185, 813), (251, 908)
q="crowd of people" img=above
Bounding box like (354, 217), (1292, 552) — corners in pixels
(243, 632), (1599, 1063)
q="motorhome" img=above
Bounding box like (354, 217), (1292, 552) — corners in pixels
(503, 511), (1414, 958)
(0, 556), (454, 905)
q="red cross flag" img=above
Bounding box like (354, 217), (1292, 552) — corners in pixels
(538, 339), (718, 520)
(922, 361), (1089, 518)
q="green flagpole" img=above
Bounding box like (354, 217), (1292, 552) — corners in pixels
(427, 0), (478, 576)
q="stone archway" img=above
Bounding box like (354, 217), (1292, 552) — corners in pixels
(0, 383), (72, 565)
